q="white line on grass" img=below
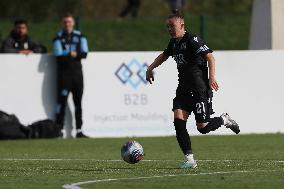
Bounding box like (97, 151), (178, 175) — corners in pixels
(0, 158), (124, 161)
(62, 169), (284, 189)
(0, 158), (282, 188)
(1, 158), (284, 162)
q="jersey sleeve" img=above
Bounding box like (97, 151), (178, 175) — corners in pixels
(163, 40), (173, 57)
(53, 36), (71, 62)
(80, 36), (89, 53)
(1, 38), (19, 53)
(190, 35), (213, 57)
(53, 38), (68, 57)
(76, 34), (88, 60)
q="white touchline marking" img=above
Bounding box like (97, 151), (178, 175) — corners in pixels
(62, 169), (284, 189)
(0, 158), (123, 161)
(0, 158), (283, 162)
(0, 158), (282, 188)
(273, 160), (284, 163)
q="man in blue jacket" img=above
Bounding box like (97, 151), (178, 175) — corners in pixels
(53, 13), (89, 138)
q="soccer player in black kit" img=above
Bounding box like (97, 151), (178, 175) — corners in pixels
(146, 15), (240, 169)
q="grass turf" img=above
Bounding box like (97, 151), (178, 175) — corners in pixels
(0, 134), (283, 189)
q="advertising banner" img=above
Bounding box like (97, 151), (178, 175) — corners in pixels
(82, 52), (178, 137)
(0, 51), (284, 137)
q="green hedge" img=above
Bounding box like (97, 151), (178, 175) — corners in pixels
(0, 0), (252, 51)
(0, 15), (251, 51)
(0, 0), (252, 20)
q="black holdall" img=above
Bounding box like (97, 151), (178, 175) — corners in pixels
(0, 110), (29, 140)
(28, 119), (61, 139)
(0, 110), (61, 140)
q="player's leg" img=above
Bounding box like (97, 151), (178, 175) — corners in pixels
(130, 0), (140, 18)
(72, 86), (83, 132)
(194, 91), (240, 134)
(197, 116), (239, 134)
(173, 95), (197, 169)
(196, 118), (222, 134)
(174, 109), (191, 155)
(174, 109), (197, 169)
(55, 87), (69, 132)
(120, 0), (132, 18)
(72, 74), (88, 138)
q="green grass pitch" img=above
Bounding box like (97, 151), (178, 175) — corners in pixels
(0, 134), (283, 189)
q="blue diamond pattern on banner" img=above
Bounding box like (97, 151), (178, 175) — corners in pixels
(115, 59), (149, 89)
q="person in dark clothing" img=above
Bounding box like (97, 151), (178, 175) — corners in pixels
(1, 19), (46, 54)
(120, 0), (141, 18)
(168, 0), (186, 14)
(146, 14), (239, 169)
(53, 14), (89, 138)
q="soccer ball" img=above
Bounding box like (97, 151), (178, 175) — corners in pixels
(121, 141), (144, 164)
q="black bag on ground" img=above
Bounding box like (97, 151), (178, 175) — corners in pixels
(0, 110), (28, 140)
(28, 119), (61, 139)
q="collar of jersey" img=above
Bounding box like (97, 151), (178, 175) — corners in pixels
(175, 31), (188, 44)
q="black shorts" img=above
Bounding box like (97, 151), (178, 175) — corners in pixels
(172, 89), (214, 123)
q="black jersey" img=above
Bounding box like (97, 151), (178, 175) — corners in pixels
(163, 31), (213, 92)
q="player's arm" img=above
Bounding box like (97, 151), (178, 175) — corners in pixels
(146, 53), (169, 84)
(53, 38), (71, 62)
(75, 35), (89, 59)
(190, 35), (219, 91)
(206, 53), (219, 91)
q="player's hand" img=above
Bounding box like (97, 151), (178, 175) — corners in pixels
(146, 68), (154, 84)
(70, 51), (77, 58)
(19, 50), (33, 55)
(209, 77), (219, 91)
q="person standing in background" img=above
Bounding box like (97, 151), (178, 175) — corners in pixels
(1, 19), (46, 54)
(168, 0), (186, 14)
(53, 13), (89, 138)
(120, 0), (141, 18)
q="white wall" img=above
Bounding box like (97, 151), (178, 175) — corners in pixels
(0, 51), (283, 137)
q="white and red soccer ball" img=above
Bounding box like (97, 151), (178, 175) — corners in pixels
(121, 141), (144, 164)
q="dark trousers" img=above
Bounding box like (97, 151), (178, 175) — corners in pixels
(120, 0), (141, 18)
(56, 71), (83, 130)
(169, 0), (185, 14)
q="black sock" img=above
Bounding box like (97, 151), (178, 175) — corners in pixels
(197, 117), (223, 134)
(174, 119), (192, 155)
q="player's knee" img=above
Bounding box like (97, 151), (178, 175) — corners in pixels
(197, 123), (210, 134)
(174, 109), (189, 121)
(197, 127), (210, 134)
(197, 122), (209, 134)
(196, 122), (207, 129)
